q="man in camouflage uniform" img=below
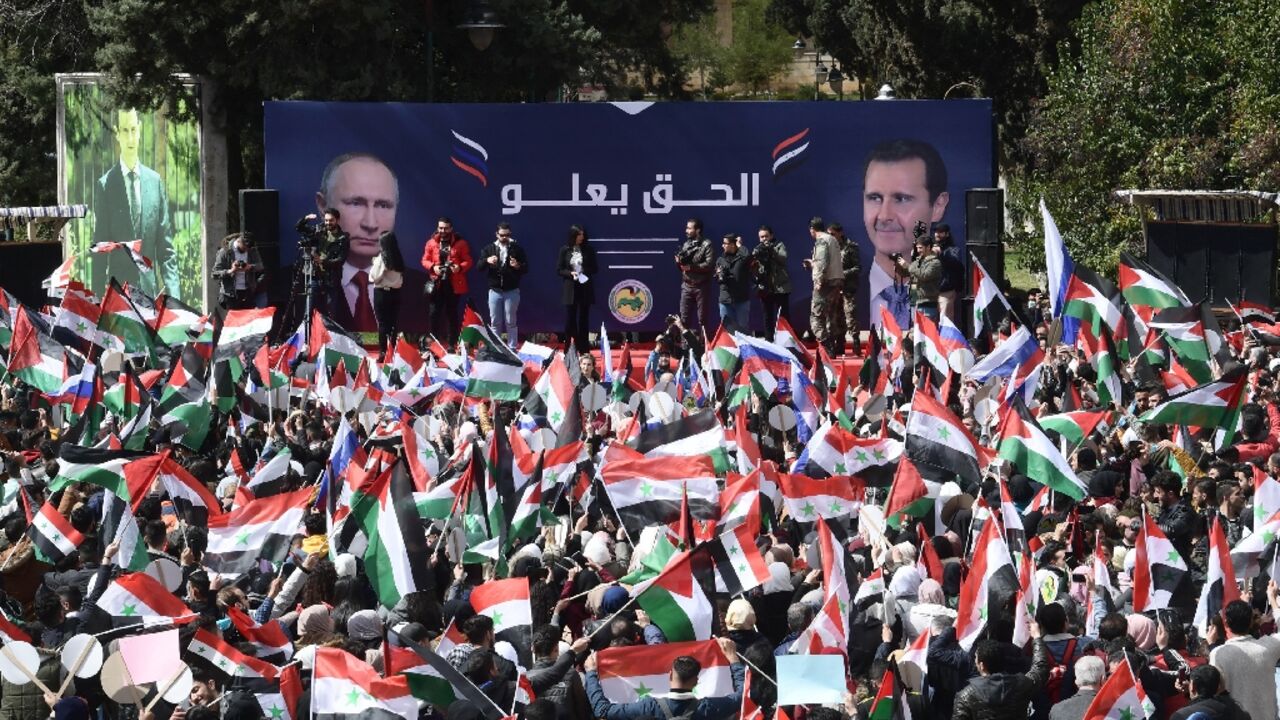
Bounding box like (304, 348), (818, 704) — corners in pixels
(804, 217), (844, 356)
(829, 222), (862, 356)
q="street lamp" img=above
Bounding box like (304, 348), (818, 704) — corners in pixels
(827, 67), (844, 100)
(875, 83), (896, 100)
(458, 0), (504, 51)
(791, 38), (828, 100)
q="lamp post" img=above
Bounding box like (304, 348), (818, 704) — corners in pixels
(791, 38), (829, 100)
(458, 0), (504, 51)
(827, 67), (844, 100)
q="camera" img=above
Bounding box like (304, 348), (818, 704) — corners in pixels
(437, 244), (452, 281)
(665, 314), (680, 326)
(912, 220), (928, 240)
(675, 248), (693, 265)
(890, 252), (904, 262)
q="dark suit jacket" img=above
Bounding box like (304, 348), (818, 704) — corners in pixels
(557, 244), (598, 306)
(328, 264), (431, 334)
(1047, 688), (1097, 720)
(92, 163), (177, 297)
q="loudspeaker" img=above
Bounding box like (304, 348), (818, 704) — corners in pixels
(967, 242), (1004, 295)
(966, 189), (1004, 246)
(0, 243), (64, 308)
(239, 188), (281, 296)
(1145, 221), (1275, 305)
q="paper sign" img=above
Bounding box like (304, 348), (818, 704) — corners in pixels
(775, 654), (847, 706)
(118, 628), (180, 685)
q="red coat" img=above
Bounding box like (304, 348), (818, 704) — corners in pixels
(420, 234), (472, 294)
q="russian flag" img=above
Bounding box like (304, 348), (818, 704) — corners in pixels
(733, 332), (795, 388)
(789, 363), (822, 443)
(938, 313), (975, 373)
(967, 325), (1041, 383)
(1041, 199), (1078, 341)
(52, 360), (97, 411)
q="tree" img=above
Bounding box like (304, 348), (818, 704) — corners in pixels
(1007, 0), (1280, 275)
(670, 11), (728, 99)
(723, 0), (794, 96)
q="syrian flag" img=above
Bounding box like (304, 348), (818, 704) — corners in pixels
(1139, 370), (1247, 446)
(1118, 252), (1190, 310)
(773, 314), (813, 366)
(954, 518), (1018, 650)
(595, 639), (733, 703)
(707, 522), (770, 595)
(227, 605), (294, 663)
(98, 571), (194, 627)
(1255, 470), (1280, 537)
(52, 286), (104, 352)
(1082, 657), (1156, 720)
(971, 251), (1013, 339)
(204, 487), (309, 579)
(312, 646), (417, 720)
(1238, 299), (1276, 325)
(805, 421), (902, 485)
(1232, 507), (1280, 578)
(633, 549), (714, 642)
(995, 397), (1086, 500)
(1132, 512), (1188, 613)
(883, 457), (931, 530)
(718, 469), (762, 537)
(778, 472), (860, 522)
(28, 501), (84, 564)
(854, 568), (887, 611)
(1038, 410), (1110, 447)
(508, 472), (557, 547)
(470, 577), (532, 645)
(905, 391), (985, 486)
(1194, 517), (1240, 638)
(349, 461), (434, 608)
(213, 307), (275, 362)
(186, 627), (278, 681)
(600, 454), (719, 538)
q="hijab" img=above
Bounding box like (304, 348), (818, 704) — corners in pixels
(917, 579), (945, 605)
(889, 565), (923, 600)
(1127, 614), (1157, 651)
(762, 562), (793, 594)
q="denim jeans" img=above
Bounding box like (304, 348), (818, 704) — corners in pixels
(488, 288), (520, 345)
(719, 300), (750, 333)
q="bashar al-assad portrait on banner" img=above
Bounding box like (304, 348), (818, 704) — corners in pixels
(861, 138), (950, 330)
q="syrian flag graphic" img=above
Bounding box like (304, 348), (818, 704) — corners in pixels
(312, 646), (417, 720)
(707, 522), (771, 595)
(98, 572), (194, 627)
(1082, 657), (1157, 720)
(805, 421), (902, 486)
(778, 472), (861, 522)
(995, 396), (1086, 500)
(469, 577), (533, 665)
(227, 605), (294, 663)
(905, 390), (985, 486)
(1132, 512), (1189, 613)
(213, 306), (275, 363)
(1194, 517), (1240, 639)
(595, 639), (733, 703)
(718, 469), (762, 538)
(954, 518), (1018, 650)
(633, 549), (714, 642)
(790, 517), (852, 654)
(27, 501), (84, 565)
(204, 486), (309, 579)
(186, 627), (278, 681)
(1230, 507), (1280, 579)
(530, 353), (575, 434)
(600, 454), (719, 538)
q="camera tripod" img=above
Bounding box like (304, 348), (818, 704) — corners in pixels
(278, 241), (325, 347)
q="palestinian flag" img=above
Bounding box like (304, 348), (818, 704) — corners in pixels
(470, 578), (532, 664)
(1139, 370), (1247, 446)
(633, 550), (713, 642)
(971, 251), (1012, 339)
(7, 306), (63, 393)
(49, 446), (153, 571)
(508, 473), (557, 547)
(1082, 658), (1156, 720)
(905, 391), (985, 486)
(1118, 252), (1190, 310)
(595, 639), (733, 703)
(995, 397), (1086, 500)
(530, 353), (574, 433)
(600, 454), (719, 538)
(214, 307), (275, 363)
(155, 294), (210, 346)
(706, 522), (770, 595)
(1132, 512), (1188, 613)
(312, 646), (417, 720)
(27, 501), (84, 564)
(805, 422), (902, 486)
(204, 487), (309, 579)
(244, 448), (293, 499)
(1078, 322), (1124, 408)
(778, 472), (860, 522)
(1232, 507), (1280, 578)
(0, 613), (30, 644)
(227, 605), (294, 663)
(1150, 305), (1213, 382)
(867, 667), (901, 720)
(465, 342), (523, 401)
(306, 311), (366, 372)
(1038, 410), (1110, 447)
(1063, 267), (1125, 341)
(459, 305), (509, 352)
(1194, 517), (1240, 638)
(883, 458), (931, 530)
(98, 571), (194, 627)
(97, 281), (160, 361)
(703, 324), (739, 374)
(636, 410), (729, 473)
(186, 627), (278, 681)
(349, 461), (434, 608)
(954, 518), (1018, 650)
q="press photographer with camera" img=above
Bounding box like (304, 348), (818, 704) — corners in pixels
(211, 232), (265, 310)
(294, 209), (349, 313)
(752, 225), (790, 338)
(891, 220), (943, 323)
(420, 216), (473, 346)
(674, 218), (714, 333)
(715, 233), (751, 333)
(645, 314), (704, 387)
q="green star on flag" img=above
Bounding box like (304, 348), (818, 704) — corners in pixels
(268, 705), (285, 719)
(491, 610), (503, 626)
(802, 501), (817, 517)
(236, 530), (251, 546)
(855, 451), (869, 463)
(75, 321), (87, 333)
(640, 481), (654, 497)
(1257, 504), (1269, 521)
(636, 682), (653, 698)
(1118, 708), (1134, 720)
(727, 545), (740, 555)
(1166, 550), (1180, 564)
(834, 463), (847, 474)
(872, 449), (886, 461)
(551, 411), (563, 424)
(121, 603), (138, 617)
(937, 426), (951, 440)
(346, 688), (364, 706)
(829, 500), (843, 515)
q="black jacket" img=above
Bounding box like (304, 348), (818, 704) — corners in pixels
(479, 241), (530, 291)
(1170, 694), (1253, 720)
(715, 251), (751, 303)
(557, 244), (599, 306)
(677, 237), (714, 284)
(953, 639), (1051, 720)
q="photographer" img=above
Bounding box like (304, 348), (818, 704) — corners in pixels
(752, 225), (790, 338)
(891, 221), (943, 323)
(295, 209), (349, 314)
(421, 217), (473, 347)
(211, 232), (264, 310)
(715, 233), (751, 333)
(646, 315), (704, 387)
(674, 218), (714, 333)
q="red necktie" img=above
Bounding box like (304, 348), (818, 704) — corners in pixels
(353, 270), (376, 331)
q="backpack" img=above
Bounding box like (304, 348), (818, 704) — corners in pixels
(1044, 638), (1079, 704)
(656, 696), (698, 720)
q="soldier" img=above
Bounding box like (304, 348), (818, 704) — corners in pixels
(829, 222), (862, 356)
(803, 217), (844, 356)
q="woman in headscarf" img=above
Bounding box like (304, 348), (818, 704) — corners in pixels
(888, 564), (923, 621)
(723, 598), (765, 651)
(292, 604), (337, 670)
(906, 578), (956, 640)
(751, 562), (795, 646)
(1127, 613), (1158, 653)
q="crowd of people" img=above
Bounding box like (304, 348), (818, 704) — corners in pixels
(4, 199), (1280, 720)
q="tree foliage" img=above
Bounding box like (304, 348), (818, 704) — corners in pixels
(1007, 0), (1280, 275)
(723, 0), (794, 95)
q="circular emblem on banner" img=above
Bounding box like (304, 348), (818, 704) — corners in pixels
(608, 280), (653, 324)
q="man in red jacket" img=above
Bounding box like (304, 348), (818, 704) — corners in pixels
(421, 217), (473, 346)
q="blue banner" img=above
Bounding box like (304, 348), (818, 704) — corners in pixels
(264, 100), (993, 335)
